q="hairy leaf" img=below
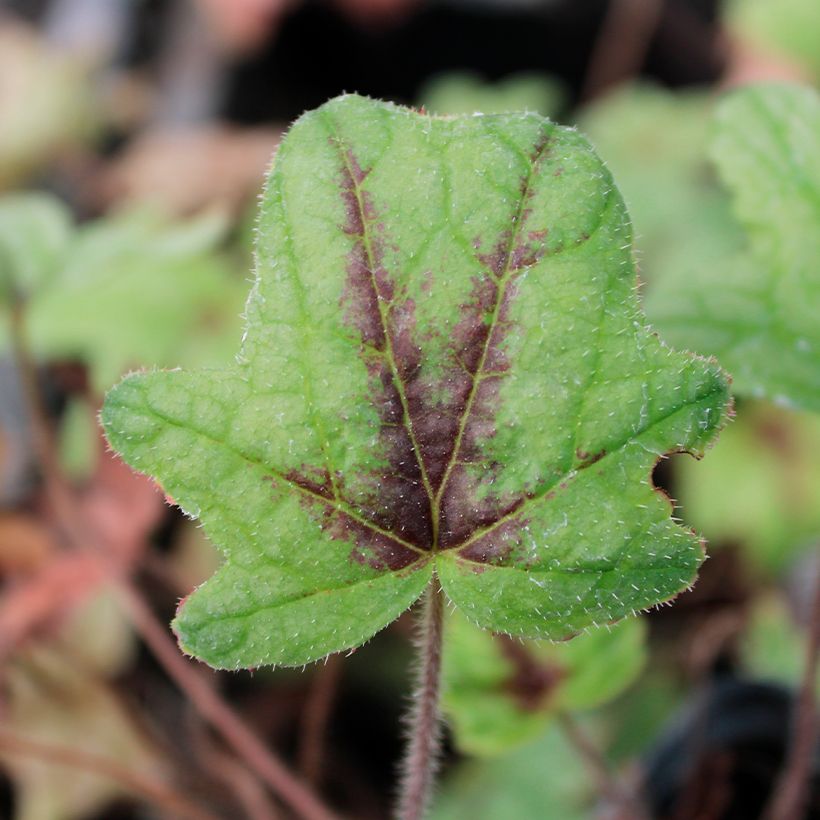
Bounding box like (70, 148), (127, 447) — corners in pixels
(645, 84), (820, 411)
(102, 95), (729, 669)
(442, 611), (646, 755)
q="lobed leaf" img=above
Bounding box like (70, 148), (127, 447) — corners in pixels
(102, 95), (730, 669)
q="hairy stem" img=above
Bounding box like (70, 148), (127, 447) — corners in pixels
(0, 729), (216, 820)
(397, 580), (445, 820)
(8, 301), (337, 820)
(764, 566), (820, 820)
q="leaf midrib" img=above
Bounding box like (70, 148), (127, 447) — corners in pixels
(432, 128), (553, 549)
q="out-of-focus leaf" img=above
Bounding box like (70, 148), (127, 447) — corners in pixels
(430, 725), (590, 820)
(675, 401), (820, 574)
(0, 192), (72, 299)
(419, 71), (565, 118)
(102, 94), (729, 670)
(579, 85), (744, 292)
(742, 593), (820, 694)
(58, 397), (97, 482)
(646, 84), (820, 411)
(727, 0), (820, 80)
(442, 611), (646, 755)
(0, 196), (247, 391)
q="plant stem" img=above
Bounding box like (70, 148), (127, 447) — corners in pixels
(558, 713), (650, 820)
(7, 301), (337, 820)
(397, 580), (445, 820)
(299, 652), (344, 787)
(0, 729), (216, 820)
(764, 565), (820, 820)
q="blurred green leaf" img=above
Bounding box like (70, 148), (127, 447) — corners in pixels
(727, 0), (820, 80)
(675, 401), (820, 574)
(58, 396), (97, 483)
(0, 196), (246, 392)
(418, 71), (565, 117)
(430, 725), (591, 820)
(742, 592), (820, 692)
(0, 192), (72, 299)
(646, 84), (820, 411)
(442, 610), (646, 756)
(579, 85), (744, 293)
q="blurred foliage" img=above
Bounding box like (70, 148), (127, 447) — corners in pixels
(0, 193), (246, 392)
(58, 396), (97, 483)
(431, 725), (591, 820)
(579, 85), (744, 293)
(418, 71), (565, 118)
(742, 592), (820, 693)
(728, 0), (820, 80)
(649, 85), (819, 411)
(442, 611), (646, 756)
(676, 401), (820, 574)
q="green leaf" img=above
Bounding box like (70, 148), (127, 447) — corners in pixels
(1, 201), (246, 391)
(579, 85), (745, 293)
(418, 71), (565, 118)
(430, 725), (591, 820)
(0, 192), (72, 299)
(675, 400), (820, 574)
(645, 84), (820, 411)
(727, 0), (820, 80)
(102, 94), (729, 669)
(442, 610), (646, 755)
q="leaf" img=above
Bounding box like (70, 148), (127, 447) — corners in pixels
(0, 198), (247, 392)
(644, 84), (820, 411)
(102, 94), (730, 669)
(430, 725), (591, 820)
(579, 85), (745, 292)
(442, 610), (646, 755)
(418, 71), (565, 118)
(742, 593), (820, 694)
(675, 400), (820, 574)
(727, 0), (820, 80)
(0, 192), (72, 299)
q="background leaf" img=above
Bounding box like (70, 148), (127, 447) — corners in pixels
(644, 84), (820, 410)
(442, 610), (646, 755)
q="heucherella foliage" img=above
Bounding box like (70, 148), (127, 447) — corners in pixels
(102, 95), (730, 669)
(442, 611), (646, 756)
(645, 84), (820, 412)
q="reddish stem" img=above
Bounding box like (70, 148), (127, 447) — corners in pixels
(396, 580), (445, 820)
